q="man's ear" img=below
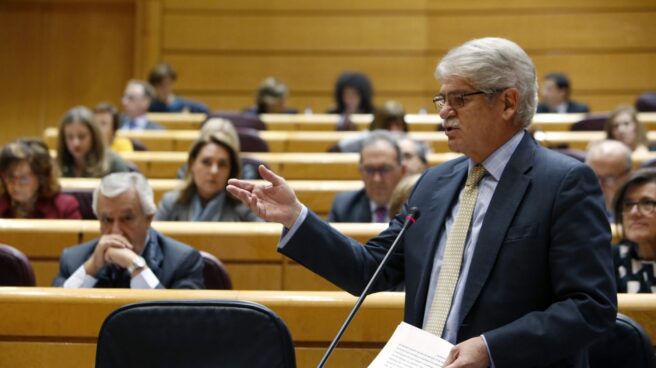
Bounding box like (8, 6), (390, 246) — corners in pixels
(501, 88), (519, 121)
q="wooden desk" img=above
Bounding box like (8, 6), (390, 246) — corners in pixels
(0, 288), (653, 368)
(0, 219), (385, 290)
(0, 288), (403, 368)
(145, 112), (656, 132)
(59, 178), (363, 218)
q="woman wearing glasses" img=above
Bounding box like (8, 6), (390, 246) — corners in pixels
(613, 168), (656, 293)
(0, 139), (81, 219)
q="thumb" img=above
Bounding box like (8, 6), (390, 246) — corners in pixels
(258, 165), (285, 186)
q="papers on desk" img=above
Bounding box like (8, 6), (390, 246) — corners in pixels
(369, 322), (453, 368)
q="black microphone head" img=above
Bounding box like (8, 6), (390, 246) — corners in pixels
(406, 207), (420, 221)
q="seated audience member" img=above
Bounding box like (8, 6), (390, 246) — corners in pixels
(328, 131), (405, 223)
(120, 80), (164, 130)
(245, 77), (297, 114)
(398, 136), (429, 175)
(0, 139), (81, 219)
(586, 140), (632, 222)
(537, 72), (589, 113)
(52, 172), (204, 289)
(93, 102), (134, 153)
(327, 72), (375, 115)
(147, 63), (209, 114)
(175, 117), (254, 178)
(369, 100), (408, 132)
(388, 173), (421, 218)
(56, 106), (132, 178)
(334, 100), (408, 153)
(612, 168), (656, 293)
(604, 105), (652, 153)
(156, 132), (260, 222)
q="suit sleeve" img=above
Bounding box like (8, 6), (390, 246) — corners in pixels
(484, 164), (617, 367)
(52, 248), (74, 286)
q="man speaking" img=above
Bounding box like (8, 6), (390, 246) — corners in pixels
(228, 37), (616, 368)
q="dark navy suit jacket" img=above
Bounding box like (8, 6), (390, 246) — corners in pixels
(52, 228), (204, 289)
(327, 189), (372, 223)
(281, 133), (616, 367)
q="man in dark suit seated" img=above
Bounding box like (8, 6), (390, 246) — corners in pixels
(536, 72), (590, 113)
(227, 37), (616, 367)
(147, 63), (210, 114)
(120, 80), (165, 131)
(53, 172), (203, 289)
(328, 131), (406, 223)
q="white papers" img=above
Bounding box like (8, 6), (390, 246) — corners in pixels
(369, 322), (454, 368)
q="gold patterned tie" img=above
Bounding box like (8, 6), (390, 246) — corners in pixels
(424, 164), (487, 336)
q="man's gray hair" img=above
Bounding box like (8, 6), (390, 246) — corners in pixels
(586, 139), (633, 170)
(92, 172), (157, 216)
(401, 136), (428, 164)
(435, 37), (538, 128)
(360, 130), (402, 165)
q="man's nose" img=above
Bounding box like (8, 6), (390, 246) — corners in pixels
(439, 105), (455, 120)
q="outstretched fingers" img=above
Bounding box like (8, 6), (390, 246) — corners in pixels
(258, 165), (285, 186)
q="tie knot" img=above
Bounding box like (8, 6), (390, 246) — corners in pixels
(374, 206), (388, 223)
(466, 165), (486, 187)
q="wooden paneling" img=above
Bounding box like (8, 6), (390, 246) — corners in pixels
(0, 1), (135, 145)
(162, 14), (428, 52)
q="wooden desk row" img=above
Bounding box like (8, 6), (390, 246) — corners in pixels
(0, 288), (653, 368)
(43, 128), (656, 154)
(60, 178), (362, 218)
(0, 219), (386, 290)
(0, 218), (622, 290)
(54, 151), (654, 180)
(147, 112), (656, 132)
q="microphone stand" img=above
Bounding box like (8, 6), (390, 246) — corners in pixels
(317, 208), (420, 368)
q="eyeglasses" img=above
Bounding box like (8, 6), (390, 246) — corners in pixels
(432, 89), (504, 111)
(622, 199), (656, 216)
(1, 173), (34, 186)
(359, 165), (399, 177)
(596, 169), (630, 187)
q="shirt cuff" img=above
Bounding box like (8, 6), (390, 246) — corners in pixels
(130, 267), (160, 289)
(278, 205), (308, 250)
(481, 334), (495, 368)
(63, 265), (98, 288)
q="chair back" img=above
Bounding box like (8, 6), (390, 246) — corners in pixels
(636, 92), (656, 112)
(212, 112), (267, 131)
(96, 300), (296, 368)
(588, 313), (656, 368)
(238, 128), (270, 152)
(570, 114), (608, 131)
(62, 189), (96, 219)
(200, 251), (232, 289)
(0, 244), (36, 286)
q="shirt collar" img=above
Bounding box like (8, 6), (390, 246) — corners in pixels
(468, 130), (525, 181)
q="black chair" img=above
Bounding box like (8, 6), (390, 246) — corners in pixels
(211, 112), (267, 131)
(0, 244), (36, 286)
(570, 114), (609, 131)
(200, 251), (232, 289)
(62, 189), (96, 220)
(636, 92), (656, 112)
(96, 300), (296, 368)
(237, 127), (270, 152)
(588, 313), (656, 368)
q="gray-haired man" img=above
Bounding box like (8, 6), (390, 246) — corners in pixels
(53, 172), (203, 289)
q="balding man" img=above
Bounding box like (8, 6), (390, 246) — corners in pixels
(586, 139), (633, 221)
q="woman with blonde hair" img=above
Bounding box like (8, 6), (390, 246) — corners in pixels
(0, 138), (80, 219)
(156, 132), (260, 222)
(56, 106), (132, 177)
(604, 105), (651, 153)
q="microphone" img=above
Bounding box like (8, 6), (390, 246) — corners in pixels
(317, 207), (421, 368)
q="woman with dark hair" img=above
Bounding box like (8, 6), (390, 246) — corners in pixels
(56, 106), (131, 177)
(328, 72), (375, 114)
(0, 139), (81, 219)
(604, 105), (651, 153)
(612, 168), (656, 293)
(156, 132), (260, 222)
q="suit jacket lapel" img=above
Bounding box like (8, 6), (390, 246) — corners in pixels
(413, 159), (468, 322)
(458, 134), (536, 324)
